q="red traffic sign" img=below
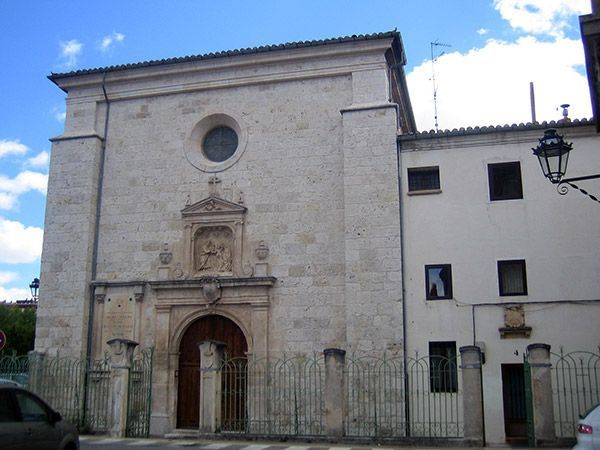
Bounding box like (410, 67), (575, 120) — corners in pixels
(0, 330), (5, 352)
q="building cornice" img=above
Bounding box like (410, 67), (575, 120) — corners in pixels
(398, 119), (596, 151)
(49, 33), (401, 102)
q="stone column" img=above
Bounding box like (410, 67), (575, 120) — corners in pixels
(527, 343), (555, 446)
(107, 338), (138, 437)
(198, 340), (225, 433)
(324, 348), (346, 437)
(459, 346), (484, 445)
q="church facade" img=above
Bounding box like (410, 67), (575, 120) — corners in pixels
(38, 32), (415, 435)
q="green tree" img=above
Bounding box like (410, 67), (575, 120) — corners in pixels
(0, 303), (36, 355)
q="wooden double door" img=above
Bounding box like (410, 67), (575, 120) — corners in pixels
(176, 314), (247, 429)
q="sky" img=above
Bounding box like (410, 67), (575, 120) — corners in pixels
(0, 0), (593, 301)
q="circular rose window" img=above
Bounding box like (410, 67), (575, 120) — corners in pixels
(203, 126), (238, 162)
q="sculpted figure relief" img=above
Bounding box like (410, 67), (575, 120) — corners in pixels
(194, 227), (233, 274)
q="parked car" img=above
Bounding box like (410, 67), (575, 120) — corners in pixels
(574, 403), (600, 450)
(0, 384), (79, 450)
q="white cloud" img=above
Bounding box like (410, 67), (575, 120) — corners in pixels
(0, 139), (29, 159)
(0, 272), (19, 284)
(27, 151), (50, 169)
(0, 217), (43, 264)
(0, 286), (30, 302)
(0, 171), (48, 210)
(51, 106), (66, 123)
(477, 28), (489, 36)
(493, 0), (590, 37)
(407, 36), (591, 131)
(59, 39), (83, 68)
(100, 32), (125, 51)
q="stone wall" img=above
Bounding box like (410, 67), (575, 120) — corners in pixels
(37, 36), (407, 359)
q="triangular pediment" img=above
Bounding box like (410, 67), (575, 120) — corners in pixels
(181, 196), (247, 217)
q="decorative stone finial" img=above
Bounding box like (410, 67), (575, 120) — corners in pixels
(255, 241), (269, 260)
(159, 243), (173, 265)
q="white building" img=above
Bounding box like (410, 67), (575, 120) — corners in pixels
(400, 121), (600, 444)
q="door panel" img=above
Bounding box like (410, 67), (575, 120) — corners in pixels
(176, 315), (247, 428)
(502, 364), (527, 441)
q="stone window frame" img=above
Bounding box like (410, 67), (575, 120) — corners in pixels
(184, 112), (248, 173)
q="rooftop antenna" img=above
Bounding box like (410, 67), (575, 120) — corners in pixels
(431, 40), (452, 131)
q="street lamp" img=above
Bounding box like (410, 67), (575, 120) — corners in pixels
(532, 129), (572, 183)
(532, 129), (600, 203)
(29, 277), (40, 300)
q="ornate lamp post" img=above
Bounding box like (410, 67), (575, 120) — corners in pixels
(29, 277), (40, 300)
(532, 129), (600, 203)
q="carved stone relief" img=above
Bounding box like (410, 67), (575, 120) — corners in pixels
(193, 227), (233, 275)
(181, 195), (246, 278)
(499, 304), (532, 338)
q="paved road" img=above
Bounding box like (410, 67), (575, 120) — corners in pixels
(80, 436), (572, 450)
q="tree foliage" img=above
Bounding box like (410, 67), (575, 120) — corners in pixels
(0, 303), (36, 356)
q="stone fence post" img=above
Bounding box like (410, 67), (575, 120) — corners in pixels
(324, 348), (346, 437)
(459, 345), (484, 445)
(27, 351), (45, 393)
(527, 343), (555, 446)
(198, 340), (225, 433)
(107, 338), (138, 437)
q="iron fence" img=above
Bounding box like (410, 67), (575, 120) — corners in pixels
(345, 353), (406, 437)
(0, 349), (152, 435)
(221, 353), (324, 435)
(0, 353), (29, 385)
(126, 347), (154, 438)
(345, 353), (462, 438)
(551, 349), (600, 438)
(219, 351), (462, 438)
(406, 353), (462, 437)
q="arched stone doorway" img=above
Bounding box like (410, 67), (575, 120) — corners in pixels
(176, 314), (247, 428)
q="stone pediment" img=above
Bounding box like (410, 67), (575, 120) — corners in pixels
(182, 196), (246, 218)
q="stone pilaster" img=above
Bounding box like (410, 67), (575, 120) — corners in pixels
(341, 99), (403, 352)
(107, 338), (138, 437)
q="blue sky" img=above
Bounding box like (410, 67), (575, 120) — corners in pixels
(0, 0), (592, 301)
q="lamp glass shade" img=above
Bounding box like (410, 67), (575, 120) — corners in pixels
(532, 129), (572, 183)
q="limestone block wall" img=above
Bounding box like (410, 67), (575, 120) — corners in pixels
(36, 134), (103, 357)
(94, 74), (352, 353)
(38, 35), (410, 360)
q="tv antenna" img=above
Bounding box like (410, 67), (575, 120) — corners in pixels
(431, 40), (451, 131)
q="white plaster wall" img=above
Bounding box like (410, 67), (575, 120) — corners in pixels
(400, 125), (600, 444)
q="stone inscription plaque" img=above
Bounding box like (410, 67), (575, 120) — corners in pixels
(102, 295), (135, 346)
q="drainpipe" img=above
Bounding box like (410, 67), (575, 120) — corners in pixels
(83, 72), (110, 417)
(396, 138), (410, 436)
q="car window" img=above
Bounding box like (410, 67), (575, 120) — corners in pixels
(0, 390), (20, 422)
(14, 391), (49, 422)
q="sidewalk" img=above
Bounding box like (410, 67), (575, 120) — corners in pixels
(80, 435), (572, 449)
